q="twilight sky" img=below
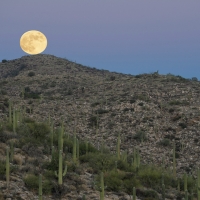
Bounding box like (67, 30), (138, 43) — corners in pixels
(1, 1), (200, 80)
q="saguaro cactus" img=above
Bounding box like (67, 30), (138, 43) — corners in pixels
(173, 140), (176, 178)
(73, 132), (77, 163)
(54, 150), (67, 185)
(86, 141), (88, 155)
(133, 187), (136, 200)
(39, 173), (42, 200)
(184, 173), (187, 192)
(116, 133), (121, 160)
(8, 100), (12, 126)
(9, 140), (14, 163)
(100, 171), (105, 200)
(50, 122), (54, 153)
(13, 108), (16, 133)
(6, 147), (10, 188)
(136, 148), (140, 172)
(197, 168), (200, 200)
(162, 184), (165, 200)
(76, 138), (79, 161)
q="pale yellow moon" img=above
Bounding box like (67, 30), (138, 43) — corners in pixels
(20, 30), (47, 55)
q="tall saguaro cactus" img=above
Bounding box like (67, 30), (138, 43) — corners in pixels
(13, 108), (16, 133)
(133, 187), (136, 200)
(184, 173), (187, 192)
(54, 150), (67, 185)
(73, 131), (77, 163)
(50, 122), (54, 153)
(76, 138), (79, 164)
(173, 140), (176, 178)
(197, 168), (200, 200)
(9, 140), (14, 163)
(6, 147), (10, 189)
(39, 173), (42, 200)
(100, 171), (105, 200)
(8, 100), (12, 126)
(116, 133), (121, 160)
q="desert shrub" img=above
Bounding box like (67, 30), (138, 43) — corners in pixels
(25, 86), (31, 92)
(91, 102), (100, 107)
(0, 160), (18, 180)
(133, 131), (148, 142)
(107, 121), (115, 129)
(110, 76), (116, 81)
(78, 141), (98, 156)
(171, 114), (181, 122)
(135, 75), (142, 78)
(42, 149), (65, 172)
(192, 77), (198, 81)
(179, 122), (187, 129)
(24, 117), (35, 123)
(138, 189), (159, 199)
(0, 90), (7, 95)
(169, 108), (175, 113)
(88, 115), (99, 128)
(19, 64), (27, 70)
(24, 91), (40, 99)
(138, 102), (144, 106)
(130, 99), (136, 104)
(123, 108), (129, 112)
(123, 175), (142, 195)
(0, 103), (6, 113)
(26, 122), (50, 140)
(115, 159), (131, 172)
(0, 128), (16, 143)
(95, 109), (109, 114)
(169, 100), (182, 105)
(0, 161), (6, 180)
(158, 138), (171, 147)
(50, 81), (56, 87)
(96, 170), (124, 192)
(79, 152), (113, 174)
(28, 71), (35, 77)
(23, 174), (38, 190)
(66, 88), (72, 95)
(2, 59), (7, 63)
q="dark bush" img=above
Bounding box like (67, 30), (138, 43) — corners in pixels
(25, 86), (31, 93)
(28, 71), (35, 77)
(91, 102), (100, 107)
(88, 115), (99, 128)
(179, 122), (187, 129)
(110, 76), (116, 81)
(192, 77), (198, 81)
(2, 59), (7, 63)
(123, 108), (129, 112)
(66, 88), (72, 95)
(158, 138), (171, 147)
(95, 109), (109, 114)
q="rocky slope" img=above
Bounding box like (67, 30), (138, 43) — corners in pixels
(0, 54), (199, 199)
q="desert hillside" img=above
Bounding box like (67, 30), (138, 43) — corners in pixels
(0, 54), (200, 199)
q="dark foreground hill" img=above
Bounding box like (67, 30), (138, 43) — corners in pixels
(0, 54), (200, 199)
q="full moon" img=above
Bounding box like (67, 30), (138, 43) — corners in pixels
(20, 30), (47, 55)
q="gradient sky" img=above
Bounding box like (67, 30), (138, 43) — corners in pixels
(1, 1), (200, 80)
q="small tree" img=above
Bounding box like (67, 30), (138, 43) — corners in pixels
(192, 77), (198, 81)
(2, 59), (7, 63)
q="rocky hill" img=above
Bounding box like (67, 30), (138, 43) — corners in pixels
(0, 54), (200, 199)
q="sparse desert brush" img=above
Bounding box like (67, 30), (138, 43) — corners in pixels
(13, 154), (24, 165)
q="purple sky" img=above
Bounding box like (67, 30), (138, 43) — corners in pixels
(1, 1), (200, 80)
